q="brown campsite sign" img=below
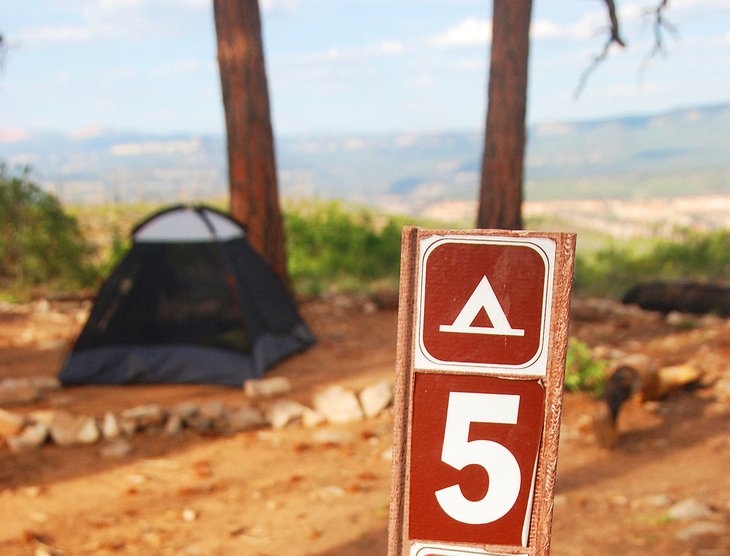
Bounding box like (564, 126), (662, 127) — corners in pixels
(388, 228), (576, 556)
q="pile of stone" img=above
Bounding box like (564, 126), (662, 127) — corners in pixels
(0, 375), (61, 405)
(0, 377), (395, 453)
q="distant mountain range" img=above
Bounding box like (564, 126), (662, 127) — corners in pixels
(1, 102), (729, 213)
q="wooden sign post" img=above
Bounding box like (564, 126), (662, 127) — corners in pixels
(388, 227), (576, 556)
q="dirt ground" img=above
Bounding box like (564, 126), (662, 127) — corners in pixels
(0, 296), (729, 555)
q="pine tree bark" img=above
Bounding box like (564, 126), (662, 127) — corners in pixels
(213, 0), (288, 280)
(476, 0), (533, 230)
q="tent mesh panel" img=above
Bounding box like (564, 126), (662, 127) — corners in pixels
(77, 242), (250, 352)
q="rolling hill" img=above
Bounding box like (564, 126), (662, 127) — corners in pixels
(1, 102), (728, 211)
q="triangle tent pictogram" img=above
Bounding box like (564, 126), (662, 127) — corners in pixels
(439, 275), (525, 337)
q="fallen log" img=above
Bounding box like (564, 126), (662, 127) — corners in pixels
(622, 280), (730, 316)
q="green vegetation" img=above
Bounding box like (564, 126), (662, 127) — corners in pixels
(285, 201), (405, 296)
(564, 338), (608, 396)
(5, 174), (730, 306)
(574, 229), (730, 298)
(0, 165), (97, 299)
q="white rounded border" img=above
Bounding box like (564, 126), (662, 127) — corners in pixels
(414, 234), (555, 377)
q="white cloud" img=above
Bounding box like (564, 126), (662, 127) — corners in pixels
(378, 40), (405, 55)
(431, 17), (491, 48)
(531, 19), (564, 40)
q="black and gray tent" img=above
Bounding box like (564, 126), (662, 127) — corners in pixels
(59, 205), (315, 386)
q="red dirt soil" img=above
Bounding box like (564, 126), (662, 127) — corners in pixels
(0, 297), (728, 555)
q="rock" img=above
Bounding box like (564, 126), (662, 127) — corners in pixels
(102, 412), (121, 439)
(199, 400), (227, 424)
(654, 364), (703, 398)
(631, 494), (673, 510)
(49, 412), (99, 446)
(244, 376), (292, 399)
(75, 417), (100, 444)
(7, 422), (48, 451)
(312, 385), (364, 424)
(227, 406), (266, 432)
(0, 378), (41, 405)
(359, 380), (394, 418)
(184, 413), (213, 432)
(99, 438), (133, 458)
(0, 408), (26, 437)
(362, 300), (378, 314)
(182, 508), (198, 522)
(675, 521), (725, 541)
(302, 407), (326, 428)
(28, 376), (62, 391)
(119, 417), (138, 436)
(668, 498), (713, 521)
(266, 400), (307, 429)
(164, 414), (184, 436)
(169, 402), (199, 420)
(311, 428), (356, 446)
(380, 448), (392, 461)
(666, 310), (696, 327)
(120, 404), (165, 429)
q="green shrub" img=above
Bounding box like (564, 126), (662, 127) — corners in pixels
(574, 229), (730, 298)
(284, 201), (403, 295)
(564, 338), (607, 396)
(0, 164), (96, 297)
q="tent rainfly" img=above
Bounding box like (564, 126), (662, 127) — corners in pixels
(59, 205), (315, 386)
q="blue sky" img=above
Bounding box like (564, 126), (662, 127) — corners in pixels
(2, 0), (729, 138)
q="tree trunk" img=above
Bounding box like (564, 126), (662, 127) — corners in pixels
(213, 0), (288, 280)
(476, 0), (533, 230)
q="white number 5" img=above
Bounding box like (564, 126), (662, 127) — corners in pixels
(435, 392), (521, 525)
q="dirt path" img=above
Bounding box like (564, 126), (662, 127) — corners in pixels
(0, 298), (728, 555)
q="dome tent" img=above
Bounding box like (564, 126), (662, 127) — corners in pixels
(59, 205), (315, 386)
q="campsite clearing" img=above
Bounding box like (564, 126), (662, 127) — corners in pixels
(0, 296), (729, 555)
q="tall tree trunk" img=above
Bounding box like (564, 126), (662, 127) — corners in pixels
(213, 0), (288, 280)
(476, 0), (533, 230)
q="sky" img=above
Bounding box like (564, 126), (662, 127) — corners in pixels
(2, 0), (730, 137)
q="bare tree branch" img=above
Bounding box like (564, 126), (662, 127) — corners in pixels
(574, 0), (626, 98)
(641, 0), (678, 68)
(574, 0), (675, 98)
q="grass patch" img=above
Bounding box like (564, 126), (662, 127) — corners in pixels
(574, 229), (730, 298)
(564, 338), (608, 396)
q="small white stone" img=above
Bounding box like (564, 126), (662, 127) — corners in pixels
(199, 400), (227, 422)
(266, 400), (307, 429)
(7, 422), (48, 452)
(668, 498), (713, 521)
(302, 408), (326, 428)
(244, 376), (292, 399)
(227, 406), (266, 432)
(164, 414), (184, 436)
(102, 412), (121, 439)
(75, 417), (100, 444)
(182, 508), (198, 522)
(120, 404), (165, 428)
(99, 439), (133, 459)
(675, 521), (725, 541)
(313, 385), (363, 424)
(359, 380), (394, 419)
